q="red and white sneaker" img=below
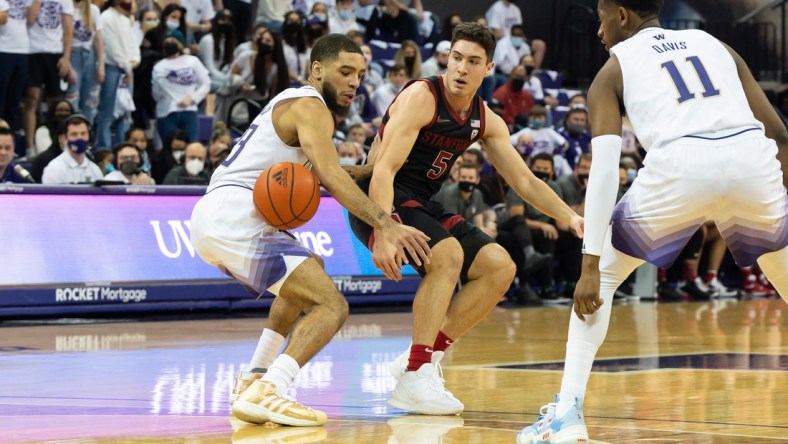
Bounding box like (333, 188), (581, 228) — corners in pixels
(743, 274), (772, 297)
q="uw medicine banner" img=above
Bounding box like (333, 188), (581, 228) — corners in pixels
(0, 189), (415, 288)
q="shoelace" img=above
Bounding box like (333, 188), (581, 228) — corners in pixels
(537, 402), (557, 421)
(428, 364), (458, 399)
(275, 386), (298, 402)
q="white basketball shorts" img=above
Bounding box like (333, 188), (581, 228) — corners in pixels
(611, 129), (788, 268)
(190, 185), (312, 296)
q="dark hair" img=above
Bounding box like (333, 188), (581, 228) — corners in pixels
(212, 13), (236, 67)
(93, 149), (114, 166)
(0, 127), (12, 138)
(565, 107), (588, 121)
(124, 127), (145, 140)
(112, 142), (144, 169)
(388, 63), (407, 76)
(310, 33), (362, 65)
(60, 114), (90, 135)
(451, 22), (496, 63)
(253, 30), (289, 99)
(532, 152), (554, 166)
(159, 4), (187, 35)
(464, 147), (484, 163)
(282, 11), (307, 54)
(442, 13), (461, 40)
(608, 0), (663, 17)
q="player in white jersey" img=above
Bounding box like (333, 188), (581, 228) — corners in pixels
(517, 1), (788, 442)
(190, 34), (431, 427)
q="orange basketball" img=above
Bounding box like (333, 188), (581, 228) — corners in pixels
(253, 162), (321, 230)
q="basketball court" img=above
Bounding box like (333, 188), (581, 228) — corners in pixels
(2, 298), (786, 443)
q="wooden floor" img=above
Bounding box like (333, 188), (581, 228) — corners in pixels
(1, 298), (787, 443)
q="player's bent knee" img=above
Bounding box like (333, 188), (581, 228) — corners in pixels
(425, 238), (464, 276)
(468, 243), (515, 283)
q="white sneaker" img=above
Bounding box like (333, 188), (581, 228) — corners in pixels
(706, 277), (738, 298)
(389, 345), (445, 381)
(388, 363), (464, 415)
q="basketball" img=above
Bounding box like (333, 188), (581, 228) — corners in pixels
(253, 162), (321, 230)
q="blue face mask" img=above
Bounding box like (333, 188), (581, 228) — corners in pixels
(166, 20), (179, 30)
(104, 164), (115, 174)
(68, 138), (90, 154)
(314, 12), (327, 22)
(529, 120), (545, 130)
(511, 36), (523, 48)
(338, 9), (353, 20)
(339, 157), (357, 166)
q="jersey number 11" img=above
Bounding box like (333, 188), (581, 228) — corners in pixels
(661, 56), (720, 104)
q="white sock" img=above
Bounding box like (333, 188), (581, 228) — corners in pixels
(262, 353), (300, 393)
(247, 328), (285, 370)
(556, 340), (598, 417)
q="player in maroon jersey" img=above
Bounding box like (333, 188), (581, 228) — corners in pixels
(348, 23), (584, 415)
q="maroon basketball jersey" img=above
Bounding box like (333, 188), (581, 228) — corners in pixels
(378, 76), (486, 198)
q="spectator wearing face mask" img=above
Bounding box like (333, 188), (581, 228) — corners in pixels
(208, 127), (232, 174)
(336, 140), (363, 166)
(505, 152), (568, 302)
(371, 63), (407, 118)
(510, 105), (571, 177)
(281, 11), (309, 86)
(493, 24), (530, 77)
(42, 114), (104, 183)
(433, 162), (489, 230)
(393, 39), (421, 80)
(553, 152), (590, 289)
(198, 9), (236, 92)
(93, 149), (115, 175)
(134, 9), (159, 46)
(328, 0), (358, 34)
(518, 54), (558, 108)
(104, 142), (155, 184)
(420, 40), (450, 78)
(152, 29), (210, 143)
(492, 65), (534, 129)
(151, 128), (188, 183)
(163, 141), (210, 184)
(557, 107), (590, 170)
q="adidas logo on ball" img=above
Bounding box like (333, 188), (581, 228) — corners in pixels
(272, 169), (288, 188)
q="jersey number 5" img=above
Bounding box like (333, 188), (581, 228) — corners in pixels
(427, 150), (453, 179)
(661, 56), (720, 104)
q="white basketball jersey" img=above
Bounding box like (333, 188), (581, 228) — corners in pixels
(207, 86), (326, 192)
(610, 28), (763, 150)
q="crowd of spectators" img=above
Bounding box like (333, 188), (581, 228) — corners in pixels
(0, 0), (762, 302)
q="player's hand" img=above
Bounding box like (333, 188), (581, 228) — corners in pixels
(573, 269), (602, 321)
(569, 214), (584, 238)
(372, 224), (431, 281)
(539, 222), (559, 240)
(178, 96), (193, 107)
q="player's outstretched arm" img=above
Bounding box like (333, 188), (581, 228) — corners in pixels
(481, 106), (583, 237)
(292, 98), (431, 279)
(724, 43), (788, 189)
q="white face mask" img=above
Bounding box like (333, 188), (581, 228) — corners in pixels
(338, 157), (357, 166)
(185, 158), (204, 176)
(172, 150), (185, 164)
